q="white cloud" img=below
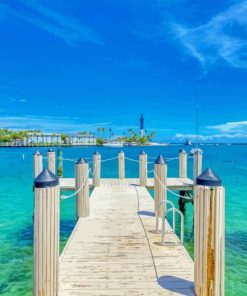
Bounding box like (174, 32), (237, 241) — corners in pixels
(0, 1), (103, 46)
(207, 121), (247, 133)
(174, 132), (247, 141)
(19, 99), (27, 103)
(171, 1), (247, 69)
(0, 114), (111, 132)
(9, 97), (27, 103)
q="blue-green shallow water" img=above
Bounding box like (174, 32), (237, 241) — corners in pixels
(0, 145), (246, 295)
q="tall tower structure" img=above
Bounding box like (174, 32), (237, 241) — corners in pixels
(140, 114), (144, 137)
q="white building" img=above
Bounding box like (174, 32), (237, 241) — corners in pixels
(24, 133), (96, 146)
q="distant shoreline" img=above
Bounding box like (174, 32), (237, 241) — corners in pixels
(0, 142), (246, 148)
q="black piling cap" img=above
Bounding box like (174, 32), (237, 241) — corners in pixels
(48, 148), (54, 153)
(196, 168), (222, 187)
(179, 149), (186, 153)
(94, 151), (100, 155)
(34, 169), (59, 188)
(34, 150), (41, 156)
(194, 149), (202, 155)
(155, 154), (166, 164)
(140, 150), (146, 155)
(76, 157), (87, 164)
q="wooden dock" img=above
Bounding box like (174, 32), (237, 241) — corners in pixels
(59, 184), (194, 295)
(59, 177), (194, 191)
(33, 150), (225, 296)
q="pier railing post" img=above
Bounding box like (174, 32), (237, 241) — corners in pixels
(179, 149), (187, 213)
(118, 150), (125, 179)
(47, 148), (56, 174)
(194, 168), (225, 296)
(93, 151), (101, 186)
(139, 151), (147, 186)
(193, 149), (202, 181)
(76, 158), (89, 218)
(33, 169), (60, 296)
(179, 149), (187, 178)
(154, 155), (167, 218)
(57, 148), (63, 177)
(33, 151), (43, 178)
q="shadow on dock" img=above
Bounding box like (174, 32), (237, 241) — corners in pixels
(138, 210), (155, 217)
(158, 276), (194, 295)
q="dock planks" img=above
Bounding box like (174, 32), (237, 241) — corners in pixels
(59, 177), (193, 191)
(59, 185), (194, 295)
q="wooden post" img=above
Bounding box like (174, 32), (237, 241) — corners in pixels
(154, 154), (167, 218)
(118, 150), (125, 179)
(47, 148), (56, 173)
(93, 151), (101, 186)
(179, 149), (187, 213)
(57, 148), (63, 177)
(76, 158), (89, 218)
(33, 151), (43, 178)
(194, 168), (225, 296)
(179, 149), (187, 178)
(139, 151), (147, 186)
(33, 169), (60, 296)
(193, 149), (203, 181)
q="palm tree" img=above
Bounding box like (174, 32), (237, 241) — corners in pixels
(102, 128), (105, 139)
(109, 128), (112, 140)
(96, 128), (101, 137)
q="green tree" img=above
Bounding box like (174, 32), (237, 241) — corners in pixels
(61, 134), (67, 144)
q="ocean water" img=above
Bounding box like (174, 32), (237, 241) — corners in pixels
(0, 145), (246, 295)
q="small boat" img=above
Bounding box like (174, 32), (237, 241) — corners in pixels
(185, 139), (192, 146)
(103, 141), (123, 148)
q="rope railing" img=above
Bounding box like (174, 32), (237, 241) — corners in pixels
(101, 156), (119, 163)
(62, 158), (76, 162)
(152, 169), (193, 201)
(125, 156), (140, 163)
(61, 170), (89, 200)
(167, 188), (193, 200)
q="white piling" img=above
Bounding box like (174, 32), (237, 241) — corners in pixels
(139, 151), (147, 186)
(33, 169), (60, 296)
(194, 168), (225, 296)
(179, 149), (187, 178)
(33, 151), (43, 178)
(93, 151), (101, 186)
(75, 158), (89, 218)
(47, 148), (56, 174)
(118, 150), (125, 179)
(154, 155), (167, 218)
(193, 149), (203, 181)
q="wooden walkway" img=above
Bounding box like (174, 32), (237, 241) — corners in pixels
(59, 184), (194, 295)
(60, 177), (193, 191)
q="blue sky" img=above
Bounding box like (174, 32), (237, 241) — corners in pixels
(0, 0), (247, 142)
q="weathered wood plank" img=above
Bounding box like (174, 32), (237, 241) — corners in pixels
(59, 185), (194, 295)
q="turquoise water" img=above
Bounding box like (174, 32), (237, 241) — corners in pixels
(0, 145), (246, 295)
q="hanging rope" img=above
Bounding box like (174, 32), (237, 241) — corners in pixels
(62, 158), (76, 162)
(167, 188), (193, 200)
(125, 156), (140, 163)
(152, 170), (193, 201)
(166, 157), (179, 161)
(61, 171), (89, 200)
(101, 156), (119, 163)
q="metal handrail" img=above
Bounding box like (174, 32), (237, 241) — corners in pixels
(162, 208), (184, 245)
(155, 200), (175, 232)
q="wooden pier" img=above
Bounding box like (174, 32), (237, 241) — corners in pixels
(33, 150), (225, 296)
(59, 185), (194, 295)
